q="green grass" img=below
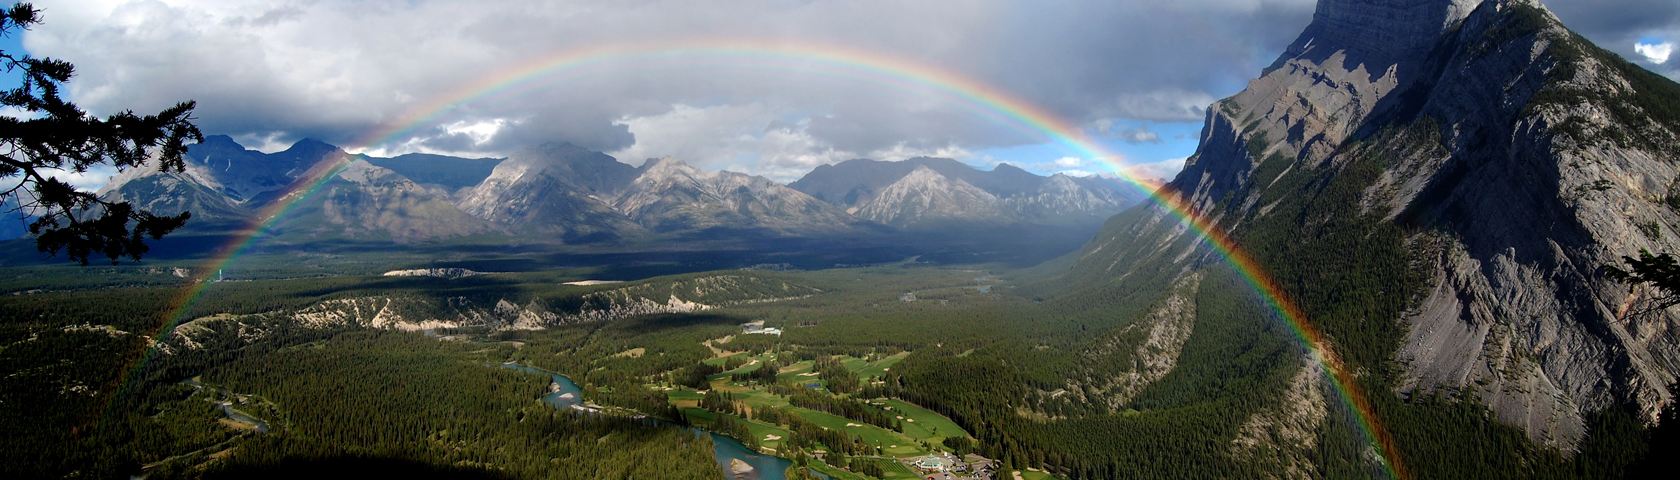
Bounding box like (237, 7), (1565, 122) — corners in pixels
(1014, 468), (1062, 480)
(776, 360), (818, 383)
(702, 352), (748, 367)
(714, 352), (773, 378)
(878, 460), (924, 479)
(790, 407), (928, 457)
(879, 398), (969, 445)
(805, 460), (869, 479)
(664, 387), (703, 406)
(843, 351), (909, 379)
(802, 456), (921, 480)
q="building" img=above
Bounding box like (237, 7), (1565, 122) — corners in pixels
(741, 321), (782, 336)
(912, 455), (949, 472)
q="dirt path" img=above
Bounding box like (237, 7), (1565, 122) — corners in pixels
(702, 335), (740, 357)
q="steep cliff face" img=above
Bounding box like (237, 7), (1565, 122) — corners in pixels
(1076, 0), (1680, 451)
(1378, 3), (1680, 448)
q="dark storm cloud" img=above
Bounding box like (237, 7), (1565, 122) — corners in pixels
(1551, 0), (1680, 38)
(1551, 1), (1680, 78)
(23, 1), (1676, 179)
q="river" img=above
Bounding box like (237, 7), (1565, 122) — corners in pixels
(501, 363), (803, 480)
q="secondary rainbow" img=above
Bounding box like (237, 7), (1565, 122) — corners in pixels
(116, 39), (1407, 479)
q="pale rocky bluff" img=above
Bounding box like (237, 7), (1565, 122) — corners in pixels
(1090, 0), (1680, 454)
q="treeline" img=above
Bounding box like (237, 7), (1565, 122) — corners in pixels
(812, 356), (859, 394)
(767, 383), (898, 431)
(733, 357), (782, 384)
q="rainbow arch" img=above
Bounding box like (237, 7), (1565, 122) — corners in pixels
(115, 39), (1405, 479)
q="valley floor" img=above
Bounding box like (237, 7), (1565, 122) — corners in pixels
(0, 251), (1667, 479)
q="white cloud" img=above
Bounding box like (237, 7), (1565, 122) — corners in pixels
(1118, 157), (1187, 183)
(1636, 41), (1674, 64)
(231, 131), (298, 154)
(0, 106), (36, 120)
(443, 118), (510, 146)
(40, 165), (118, 192)
(868, 143), (974, 164)
(1054, 156), (1085, 168)
(611, 104), (851, 182)
(611, 103), (989, 182)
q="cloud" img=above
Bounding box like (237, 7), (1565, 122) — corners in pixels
(1105, 89), (1217, 123)
(611, 103), (974, 182)
(41, 165), (118, 192)
(25, 1), (1324, 170)
(1636, 41), (1674, 64)
(443, 118), (510, 146)
(1548, 2), (1680, 79)
(1120, 157), (1188, 183)
(1054, 157), (1085, 168)
(1092, 118), (1166, 144)
(23, 0), (1678, 185)
(1117, 128), (1162, 144)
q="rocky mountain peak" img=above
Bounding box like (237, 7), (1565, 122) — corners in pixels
(280, 137), (343, 158)
(1293, 0), (1486, 69)
(854, 165), (1004, 227)
(196, 134), (245, 151)
(993, 163), (1028, 174)
(483, 143), (636, 196)
(1170, 1), (1540, 214)
(639, 157), (705, 178)
(901, 165), (945, 183)
(333, 159), (399, 186)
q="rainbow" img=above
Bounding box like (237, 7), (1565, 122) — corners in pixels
(113, 39), (1406, 479)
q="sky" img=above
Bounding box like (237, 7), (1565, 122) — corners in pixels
(9, 0), (1680, 186)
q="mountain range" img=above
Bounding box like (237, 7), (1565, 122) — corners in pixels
(794, 158), (1138, 228)
(88, 136), (1144, 246)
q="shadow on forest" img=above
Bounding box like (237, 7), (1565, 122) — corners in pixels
(286, 275), (526, 299)
(615, 313), (744, 335)
(203, 456), (515, 480)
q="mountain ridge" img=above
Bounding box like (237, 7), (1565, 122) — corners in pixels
(793, 157), (1143, 228)
(86, 135), (1143, 246)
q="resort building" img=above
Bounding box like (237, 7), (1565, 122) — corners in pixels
(741, 321), (783, 336)
(912, 455), (949, 472)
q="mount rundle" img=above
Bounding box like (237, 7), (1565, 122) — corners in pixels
(1072, 0), (1680, 457)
